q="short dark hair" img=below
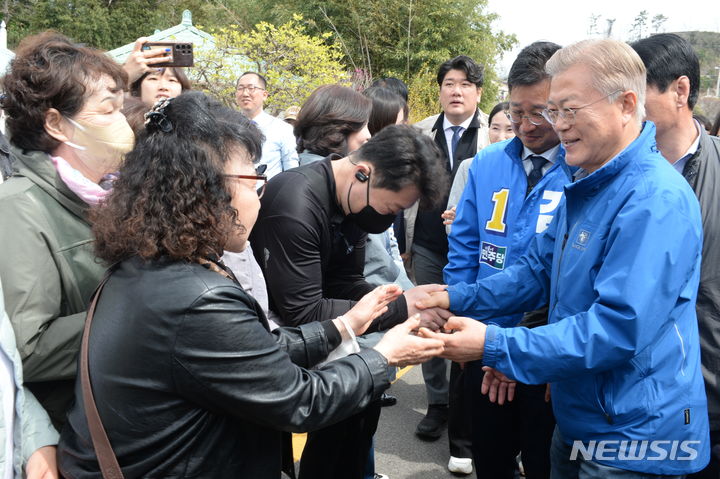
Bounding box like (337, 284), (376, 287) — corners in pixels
(92, 91), (263, 264)
(130, 67), (191, 98)
(507, 41), (561, 91)
(370, 77), (409, 102)
(712, 111), (720, 137)
(631, 34), (700, 109)
(694, 114), (711, 132)
(436, 56), (484, 87)
(354, 124), (449, 208)
(363, 86), (408, 135)
(237, 72), (267, 89)
(488, 101), (509, 127)
(1, 31), (128, 153)
(294, 84), (371, 156)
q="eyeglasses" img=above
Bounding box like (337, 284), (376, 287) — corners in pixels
(542, 90), (623, 126)
(504, 109), (546, 126)
(223, 165), (268, 198)
(236, 85), (265, 94)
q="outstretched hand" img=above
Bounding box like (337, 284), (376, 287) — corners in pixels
(374, 315), (445, 367)
(343, 284), (403, 337)
(417, 316), (487, 363)
(404, 285), (451, 330)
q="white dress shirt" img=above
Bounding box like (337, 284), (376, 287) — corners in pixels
(672, 120), (701, 175)
(442, 114), (475, 169)
(253, 111), (299, 179)
(521, 144), (561, 177)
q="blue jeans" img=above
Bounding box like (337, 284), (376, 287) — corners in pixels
(550, 427), (686, 479)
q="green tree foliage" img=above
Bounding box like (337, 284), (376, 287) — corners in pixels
(264, 0), (516, 84)
(2, 0), (516, 120)
(2, 0), (257, 50)
(194, 15), (348, 113)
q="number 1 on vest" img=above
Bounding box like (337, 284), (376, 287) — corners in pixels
(486, 188), (509, 233)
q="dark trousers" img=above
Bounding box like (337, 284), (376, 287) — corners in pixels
(450, 360), (473, 458)
(687, 429), (719, 479)
(298, 402), (382, 479)
(413, 243), (472, 458)
(467, 362), (556, 479)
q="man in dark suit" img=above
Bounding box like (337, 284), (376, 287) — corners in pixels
(406, 55), (489, 475)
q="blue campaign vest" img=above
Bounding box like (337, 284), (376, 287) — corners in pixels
(444, 137), (573, 326)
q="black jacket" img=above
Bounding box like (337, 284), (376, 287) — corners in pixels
(250, 157), (409, 328)
(413, 111), (484, 254)
(682, 128), (720, 431)
(57, 257), (389, 478)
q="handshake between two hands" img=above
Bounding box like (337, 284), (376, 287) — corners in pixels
(343, 284), (550, 405)
(343, 284), (487, 367)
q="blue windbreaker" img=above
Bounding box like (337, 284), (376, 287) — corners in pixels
(447, 122), (709, 474)
(445, 137), (573, 326)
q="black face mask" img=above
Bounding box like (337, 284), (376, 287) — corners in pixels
(345, 171), (396, 234)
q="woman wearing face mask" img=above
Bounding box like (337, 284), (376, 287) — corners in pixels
(57, 92), (444, 478)
(295, 84), (372, 166)
(0, 32), (134, 428)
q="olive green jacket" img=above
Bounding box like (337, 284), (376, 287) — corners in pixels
(0, 147), (106, 426)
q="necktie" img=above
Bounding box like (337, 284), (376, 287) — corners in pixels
(450, 126), (463, 160)
(527, 155), (547, 195)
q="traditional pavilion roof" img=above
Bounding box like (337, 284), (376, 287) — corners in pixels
(106, 10), (215, 64)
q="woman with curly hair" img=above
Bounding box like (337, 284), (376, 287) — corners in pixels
(57, 91), (444, 478)
(0, 31), (133, 428)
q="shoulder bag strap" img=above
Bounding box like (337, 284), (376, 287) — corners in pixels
(81, 270), (124, 479)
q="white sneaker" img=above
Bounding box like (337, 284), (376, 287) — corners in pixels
(373, 475), (389, 479)
(448, 456), (473, 475)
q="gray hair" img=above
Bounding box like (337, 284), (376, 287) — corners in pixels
(545, 39), (646, 124)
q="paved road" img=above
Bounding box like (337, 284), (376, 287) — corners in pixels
(290, 364), (472, 479)
(375, 365), (465, 479)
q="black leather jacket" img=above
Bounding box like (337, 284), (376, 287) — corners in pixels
(57, 257), (390, 478)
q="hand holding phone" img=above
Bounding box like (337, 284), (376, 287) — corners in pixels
(141, 42), (194, 68)
(123, 37), (174, 83)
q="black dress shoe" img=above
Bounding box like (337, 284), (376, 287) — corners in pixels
(415, 403), (448, 441)
(379, 392), (397, 407)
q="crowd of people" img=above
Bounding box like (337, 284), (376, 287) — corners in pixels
(0, 27), (717, 479)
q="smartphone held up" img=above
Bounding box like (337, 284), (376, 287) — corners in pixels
(141, 42), (194, 67)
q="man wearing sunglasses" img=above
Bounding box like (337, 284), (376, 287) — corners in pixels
(419, 39), (709, 477)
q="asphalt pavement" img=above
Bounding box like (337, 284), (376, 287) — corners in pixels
(374, 365), (467, 479)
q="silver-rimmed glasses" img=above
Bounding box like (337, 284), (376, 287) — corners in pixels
(542, 90), (623, 126)
(504, 109), (546, 126)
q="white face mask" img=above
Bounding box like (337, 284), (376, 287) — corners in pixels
(64, 116), (135, 178)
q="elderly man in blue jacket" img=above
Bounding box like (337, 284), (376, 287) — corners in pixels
(418, 38), (710, 478)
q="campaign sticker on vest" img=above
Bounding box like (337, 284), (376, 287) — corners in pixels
(572, 229), (591, 250)
(480, 241), (507, 270)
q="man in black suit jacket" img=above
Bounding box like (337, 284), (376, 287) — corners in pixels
(406, 55), (489, 476)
